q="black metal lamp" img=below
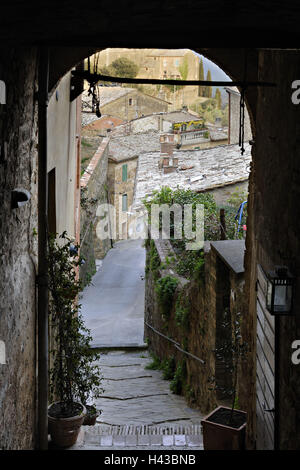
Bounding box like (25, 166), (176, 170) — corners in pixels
(266, 266), (295, 315)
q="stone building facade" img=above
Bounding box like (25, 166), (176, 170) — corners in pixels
(82, 86), (170, 122)
(109, 110), (228, 150)
(97, 48), (200, 109)
(107, 132), (160, 240)
(107, 156), (138, 240)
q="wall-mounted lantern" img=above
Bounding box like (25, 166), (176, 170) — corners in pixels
(266, 266), (295, 315)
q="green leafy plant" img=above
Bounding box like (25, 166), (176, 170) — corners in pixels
(149, 240), (161, 275)
(175, 294), (190, 329)
(48, 232), (103, 417)
(170, 360), (187, 395)
(109, 57), (139, 79)
(155, 275), (179, 318)
(176, 250), (204, 281)
(161, 356), (176, 380)
(226, 189), (248, 210)
(145, 354), (161, 370)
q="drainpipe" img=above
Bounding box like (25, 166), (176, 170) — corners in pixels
(37, 46), (49, 450)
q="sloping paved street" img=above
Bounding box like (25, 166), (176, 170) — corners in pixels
(80, 239), (146, 348)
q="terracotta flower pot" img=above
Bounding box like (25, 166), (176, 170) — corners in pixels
(201, 406), (247, 450)
(48, 401), (86, 448)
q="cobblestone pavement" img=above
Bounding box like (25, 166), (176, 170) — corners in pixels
(70, 350), (204, 450)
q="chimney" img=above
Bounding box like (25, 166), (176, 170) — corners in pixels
(159, 134), (178, 174)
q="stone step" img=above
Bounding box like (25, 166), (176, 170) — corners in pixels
(82, 424), (203, 449)
(90, 344), (149, 351)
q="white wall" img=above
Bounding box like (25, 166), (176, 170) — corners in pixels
(47, 73), (79, 239)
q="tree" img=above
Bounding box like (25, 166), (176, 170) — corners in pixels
(98, 65), (113, 85)
(198, 58), (205, 97)
(179, 57), (189, 107)
(215, 88), (222, 109)
(179, 56), (189, 81)
(109, 57), (139, 79)
(205, 70), (212, 98)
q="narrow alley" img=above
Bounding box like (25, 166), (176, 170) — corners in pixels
(74, 239), (204, 450)
(80, 239), (146, 348)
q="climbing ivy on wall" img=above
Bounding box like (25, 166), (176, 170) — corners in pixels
(155, 275), (179, 319)
(170, 360), (187, 395)
(175, 292), (190, 330)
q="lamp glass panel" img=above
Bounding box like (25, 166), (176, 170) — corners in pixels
(274, 284), (292, 312)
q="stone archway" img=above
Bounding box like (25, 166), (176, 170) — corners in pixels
(1, 29), (300, 448)
(52, 45), (258, 447)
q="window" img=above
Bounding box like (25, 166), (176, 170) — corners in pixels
(122, 164), (128, 182)
(129, 98), (133, 106)
(122, 194), (128, 212)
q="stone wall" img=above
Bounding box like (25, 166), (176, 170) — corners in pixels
(242, 50), (300, 450)
(144, 239), (217, 414)
(144, 237), (247, 416)
(206, 180), (248, 207)
(80, 138), (110, 286)
(0, 47), (38, 449)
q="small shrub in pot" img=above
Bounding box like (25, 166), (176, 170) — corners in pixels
(48, 232), (103, 446)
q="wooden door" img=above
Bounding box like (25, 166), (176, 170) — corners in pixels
(256, 264), (276, 449)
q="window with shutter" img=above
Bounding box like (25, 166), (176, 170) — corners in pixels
(122, 164), (128, 182)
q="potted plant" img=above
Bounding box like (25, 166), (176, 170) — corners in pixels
(73, 342), (104, 426)
(201, 309), (248, 450)
(47, 232), (103, 447)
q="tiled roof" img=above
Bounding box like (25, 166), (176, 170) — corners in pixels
(82, 114), (124, 130)
(133, 143), (251, 210)
(159, 110), (203, 123)
(108, 132), (160, 162)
